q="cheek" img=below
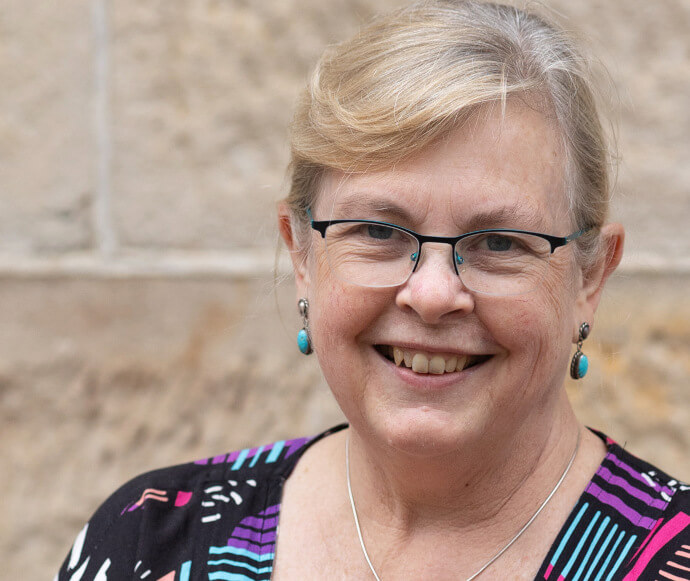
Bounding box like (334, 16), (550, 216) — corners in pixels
(541, 257), (580, 334)
(487, 264), (578, 357)
(311, 277), (348, 353)
(312, 293), (352, 355)
(307, 251), (386, 355)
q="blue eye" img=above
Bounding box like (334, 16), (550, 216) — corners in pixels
(367, 224), (394, 239)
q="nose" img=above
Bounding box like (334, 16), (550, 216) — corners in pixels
(395, 243), (475, 324)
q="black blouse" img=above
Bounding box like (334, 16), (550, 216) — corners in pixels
(57, 425), (690, 580)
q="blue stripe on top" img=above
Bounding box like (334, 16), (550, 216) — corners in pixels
(548, 501), (590, 570)
(561, 510), (601, 578)
(266, 441), (285, 464)
(573, 515), (611, 581)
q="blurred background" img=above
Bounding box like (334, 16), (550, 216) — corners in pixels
(1, 0), (688, 578)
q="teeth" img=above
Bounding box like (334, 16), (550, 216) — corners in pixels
(403, 350), (413, 367)
(429, 356), (446, 374)
(393, 346), (404, 366)
(385, 347), (482, 375)
(411, 353), (429, 373)
(456, 355), (468, 372)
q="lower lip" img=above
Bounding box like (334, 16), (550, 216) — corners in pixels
(374, 348), (489, 390)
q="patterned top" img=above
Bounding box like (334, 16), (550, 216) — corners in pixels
(56, 424), (690, 581)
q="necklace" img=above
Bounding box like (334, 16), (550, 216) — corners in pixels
(345, 429), (581, 581)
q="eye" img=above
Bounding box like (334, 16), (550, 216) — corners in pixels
(366, 224), (395, 240)
(484, 234), (514, 252)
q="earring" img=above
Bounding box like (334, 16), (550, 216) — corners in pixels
(297, 298), (313, 355)
(570, 322), (590, 380)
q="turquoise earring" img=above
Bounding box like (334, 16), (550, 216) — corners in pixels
(297, 298), (312, 355)
(570, 322), (590, 380)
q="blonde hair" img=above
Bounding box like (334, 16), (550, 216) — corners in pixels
(285, 0), (615, 269)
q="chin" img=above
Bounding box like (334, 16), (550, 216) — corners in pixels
(370, 407), (485, 458)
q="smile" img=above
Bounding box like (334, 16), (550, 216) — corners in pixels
(375, 345), (491, 375)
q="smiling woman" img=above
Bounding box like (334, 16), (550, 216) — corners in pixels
(289, 104), (594, 468)
(56, 1), (689, 580)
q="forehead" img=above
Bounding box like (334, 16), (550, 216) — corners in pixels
(315, 101), (571, 232)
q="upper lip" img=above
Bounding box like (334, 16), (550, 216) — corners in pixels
(374, 341), (493, 357)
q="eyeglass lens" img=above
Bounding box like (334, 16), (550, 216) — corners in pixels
(323, 222), (553, 295)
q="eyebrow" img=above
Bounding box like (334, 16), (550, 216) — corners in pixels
(327, 195), (414, 224)
(327, 194), (548, 232)
(463, 205), (547, 231)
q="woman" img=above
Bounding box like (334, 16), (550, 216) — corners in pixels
(58, 1), (689, 580)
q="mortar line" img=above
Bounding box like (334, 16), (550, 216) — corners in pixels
(92, 0), (116, 258)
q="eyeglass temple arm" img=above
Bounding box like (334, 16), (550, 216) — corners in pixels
(543, 226), (592, 252)
(305, 208), (326, 237)
(565, 227), (589, 241)
(307, 209), (334, 239)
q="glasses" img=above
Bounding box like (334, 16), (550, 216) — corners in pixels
(310, 215), (590, 296)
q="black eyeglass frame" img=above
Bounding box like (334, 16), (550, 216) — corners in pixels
(309, 214), (591, 278)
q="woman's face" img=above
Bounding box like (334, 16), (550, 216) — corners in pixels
(288, 103), (604, 456)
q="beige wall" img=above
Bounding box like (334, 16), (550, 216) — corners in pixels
(1, 1), (688, 578)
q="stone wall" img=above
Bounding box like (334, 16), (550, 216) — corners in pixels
(0, 1), (688, 578)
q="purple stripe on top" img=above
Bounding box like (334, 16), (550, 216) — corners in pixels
(606, 452), (675, 497)
(195, 451), (237, 465)
(240, 515), (278, 530)
(231, 526), (278, 544)
(226, 537), (276, 555)
(585, 481), (657, 529)
(259, 504), (280, 517)
(596, 465), (669, 509)
(284, 437), (311, 458)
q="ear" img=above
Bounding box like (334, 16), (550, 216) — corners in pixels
(277, 201), (311, 297)
(573, 223), (625, 339)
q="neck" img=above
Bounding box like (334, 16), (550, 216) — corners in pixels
(347, 402), (582, 532)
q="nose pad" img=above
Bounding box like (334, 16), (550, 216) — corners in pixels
(396, 242), (474, 322)
(454, 252), (464, 276)
(410, 242), (461, 279)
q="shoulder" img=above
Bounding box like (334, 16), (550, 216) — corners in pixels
(587, 431), (690, 578)
(56, 425), (347, 580)
(591, 431), (689, 514)
(539, 430), (689, 581)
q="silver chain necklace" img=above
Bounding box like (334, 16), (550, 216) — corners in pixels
(345, 430), (581, 581)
